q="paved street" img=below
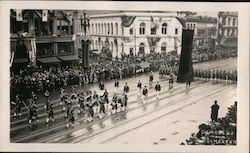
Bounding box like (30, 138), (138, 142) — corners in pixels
(10, 58), (237, 144)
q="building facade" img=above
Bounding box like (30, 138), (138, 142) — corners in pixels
(88, 12), (184, 58)
(10, 10), (80, 68)
(185, 16), (217, 51)
(217, 12), (238, 48)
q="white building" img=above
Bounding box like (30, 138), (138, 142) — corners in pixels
(88, 12), (184, 58)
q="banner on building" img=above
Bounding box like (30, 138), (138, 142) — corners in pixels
(16, 10), (23, 21)
(121, 16), (136, 27)
(29, 38), (37, 65)
(42, 10), (48, 22)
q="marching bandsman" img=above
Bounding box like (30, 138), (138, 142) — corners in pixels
(123, 82), (129, 93)
(137, 80), (142, 90)
(44, 90), (50, 101)
(31, 91), (37, 104)
(78, 92), (85, 114)
(155, 81), (161, 99)
(46, 103), (55, 125)
(103, 89), (109, 110)
(122, 93), (128, 111)
(99, 81), (105, 95)
(66, 109), (75, 128)
(114, 79), (119, 93)
(142, 86), (148, 103)
(137, 80), (142, 102)
(149, 72), (154, 88)
(98, 96), (106, 118)
(169, 76), (174, 89)
(111, 93), (118, 114)
(13, 94), (22, 118)
(28, 99), (39, 127)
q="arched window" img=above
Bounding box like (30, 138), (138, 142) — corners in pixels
(139, 22), (146, 35)
(107, 23), (110, 34)
(162, 23), (167, 34)
(104, 23), (106, 35)
(111, 23), (113, 35)
(95, 23), (97, 34)
(115, 23), (118, 35)
(101, 23), (104, 35)
(187, 23), (189, 29)
(161, 42), (167, 53)
(190, 23), (193, 29)
(139, 43), (145, 55)
(98, 23), (100, 34)
(91, 24), (94, 34)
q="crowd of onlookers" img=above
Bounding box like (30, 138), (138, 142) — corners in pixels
(192, 47), (237, 63)
(183, 102), (237, 145)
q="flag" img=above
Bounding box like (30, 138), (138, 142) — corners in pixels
(16, 10), (23, 21)
(42, 10), (48, 22)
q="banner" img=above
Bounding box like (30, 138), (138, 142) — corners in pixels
(16, 10), (23, 21)
(42, 10), (48, 22)
(121, 16), (136, 27)
(29, 38), (36, 65)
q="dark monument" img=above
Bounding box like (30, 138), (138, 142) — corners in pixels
(177, 29), (194, 83)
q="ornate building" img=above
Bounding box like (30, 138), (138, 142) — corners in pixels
(217, 12), (238, 48)
(10, 10), (80, 69)
(88, 11), (184, 58)
(185, 15), (217, 51)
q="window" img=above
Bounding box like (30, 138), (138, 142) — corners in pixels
(139, 22), (145, 35)
(58, 42), (73, 55)
(98, 24), (100, 34)
(162, 23), (167, 34)
(107, 23), (110, 34)
(121, 43), (124, 54)
(139, 43), (145, 55)
(36, 43), (54, 56)
(175, 28), (178, 35)
(161, 42), (167, 53)
(103, 23), (105, 34)
(232, 18), (236, 26)
(111, 23), (113, 35)
(227, 29), (230, 36)
(111, 42), (113, 52)
(115, 23), (118, 35)
(95, 23), (97, 34)
(95, 40), (98, 49)
(222, 17), (226, 25)
(228, 18), (231, 26)
(130, 28), (133, 35)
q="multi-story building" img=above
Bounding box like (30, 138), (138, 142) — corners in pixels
(10, 10), (80, 69)
(217, 12), (238, 48)
(185, 15), (217, 51)
(88, 11), (184, 58)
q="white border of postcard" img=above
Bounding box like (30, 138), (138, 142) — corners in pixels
(0, 1), (249, 153)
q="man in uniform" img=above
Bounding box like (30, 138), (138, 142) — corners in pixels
(155, 81), (161, 100)
(123, 82), (129, 93)
(211, 100), (220, 122)
(142, 86), (148, 103)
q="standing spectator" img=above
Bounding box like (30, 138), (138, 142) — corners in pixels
(211, 100), (220, 122)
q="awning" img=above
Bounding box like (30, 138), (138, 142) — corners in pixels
(58, 55), (80, 61)
(37, 57), (61, 63)
(140, 62), (150, 68)
(13, 58), (29, 63)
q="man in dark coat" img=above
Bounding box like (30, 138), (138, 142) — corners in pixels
(211, 100), (220, 122)
(155, 81), (161, 99)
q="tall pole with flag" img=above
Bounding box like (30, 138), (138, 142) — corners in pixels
(81, 11), (90, 72)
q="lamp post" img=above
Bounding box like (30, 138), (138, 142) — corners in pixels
(80, 11), (90, 72)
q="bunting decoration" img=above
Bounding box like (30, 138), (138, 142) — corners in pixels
(121, 16), (136, 27)
(16, 10), (23, 21)
(42, 10), (48, 22)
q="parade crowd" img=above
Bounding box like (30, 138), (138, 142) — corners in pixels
(10, 48), (237, 128)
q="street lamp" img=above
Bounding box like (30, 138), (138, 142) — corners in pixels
(80, 11), (90, 72)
